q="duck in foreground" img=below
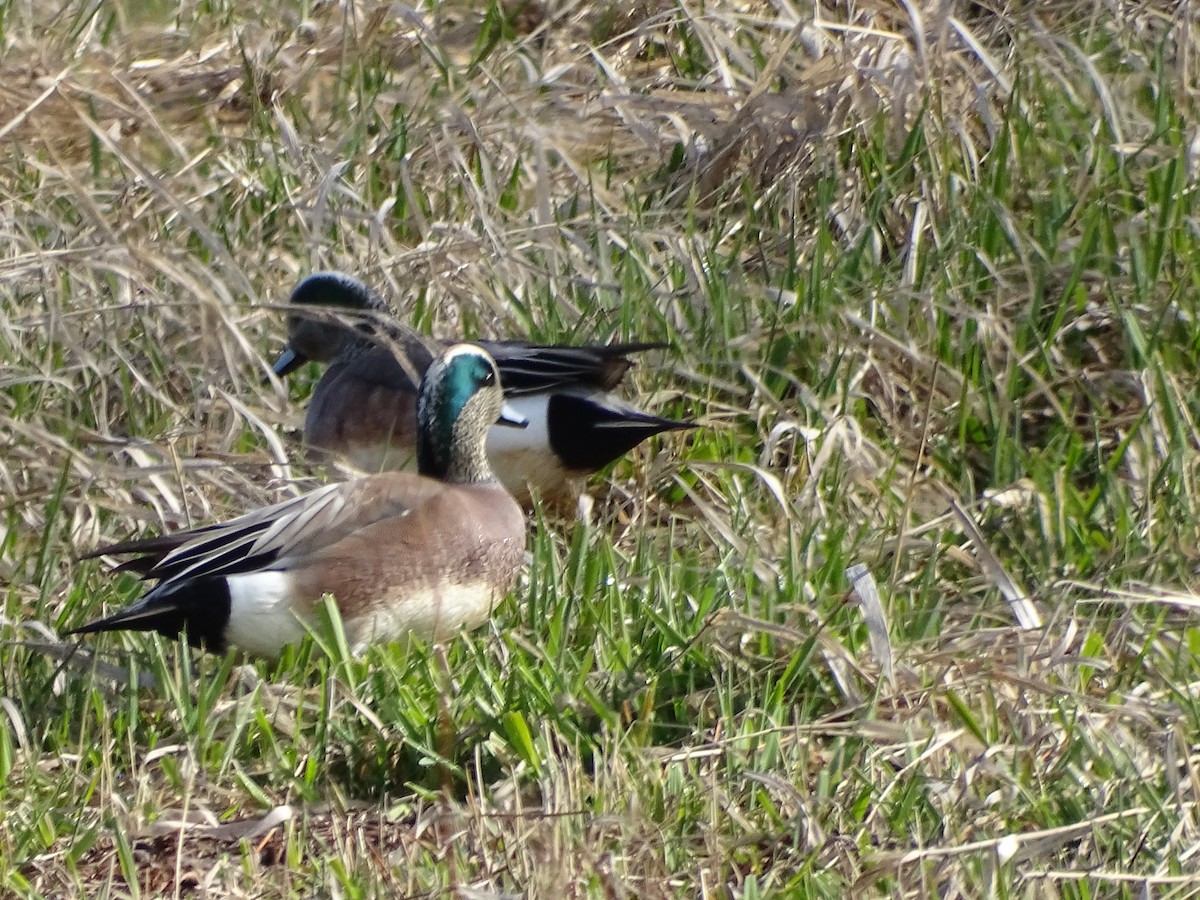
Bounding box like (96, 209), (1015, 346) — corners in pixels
(273, 271), (694, 505)
(69, 345), (528, 658)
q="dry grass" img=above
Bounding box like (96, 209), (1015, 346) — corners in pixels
(4, 0), (1200, 896)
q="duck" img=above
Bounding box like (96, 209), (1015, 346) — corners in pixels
(68, 344), (528, 658)
(272, 271), (693, 505)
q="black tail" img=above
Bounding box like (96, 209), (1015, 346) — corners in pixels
(67, 578), (232, 652)
(547, 393), (694, 471)
(77, 530), (198, 576)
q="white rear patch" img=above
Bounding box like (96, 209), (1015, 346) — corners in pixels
(226, 571), (308, 658)
(485, 394), (571, 499)
(485, 395), (551, 454)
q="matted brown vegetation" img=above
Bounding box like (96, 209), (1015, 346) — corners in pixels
(4, 0), (1200, 896)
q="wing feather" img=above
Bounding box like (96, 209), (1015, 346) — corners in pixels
(87, 477), (425, 587)
(338, 337), (666, 397)
(480, 340), (666, 394)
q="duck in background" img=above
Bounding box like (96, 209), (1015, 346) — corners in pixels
(272, 272), (693, 506)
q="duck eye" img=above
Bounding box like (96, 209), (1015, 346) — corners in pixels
(480, 369), (495, 387)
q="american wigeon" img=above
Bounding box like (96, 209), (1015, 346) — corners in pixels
(272, 272), (693, 505)
(69, 344), (528, 658)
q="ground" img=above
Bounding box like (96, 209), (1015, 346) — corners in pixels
(2, 0), (1200, 897)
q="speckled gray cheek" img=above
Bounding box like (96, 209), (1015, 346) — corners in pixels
(415, 352), (504, 484)
(445, 392), (500, 483)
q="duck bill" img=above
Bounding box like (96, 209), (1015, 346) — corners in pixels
(272, 345), (307, 377)
(496, 401), (529, 429)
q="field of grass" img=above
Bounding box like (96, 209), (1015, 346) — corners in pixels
(3, 0), (1200, 896)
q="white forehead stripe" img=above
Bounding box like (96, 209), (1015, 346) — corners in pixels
(441, 343), (496, 365)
